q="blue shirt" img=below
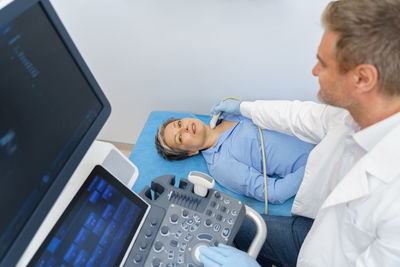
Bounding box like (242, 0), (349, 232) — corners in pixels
(201, 115), (315, 204)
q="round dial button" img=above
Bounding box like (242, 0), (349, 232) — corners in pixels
(145, 229), (152, 238)
(171, 214), (179, 223)
(140, 241), (147, 250)
(154, 241), (164, 252)
(134, 254), (142, 263)
(152, 258), (161, 267)
(160, 225), (169, 235)
(192, 243), (209, 265)
(182, 209), (189, 217)
(150, 218), (158, 227)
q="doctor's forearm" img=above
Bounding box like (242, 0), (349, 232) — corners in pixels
(241, 100), (329, 144)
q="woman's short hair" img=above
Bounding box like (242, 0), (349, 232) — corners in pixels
(322, 0), (400, 96)
(155, 118), (191, 161)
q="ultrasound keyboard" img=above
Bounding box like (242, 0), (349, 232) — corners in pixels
(124, 174), (246, 267)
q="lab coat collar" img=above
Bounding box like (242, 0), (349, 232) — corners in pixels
(364, 124), (400, 183)
(321, 119), (400, 209)
(353, 111), (400, 152)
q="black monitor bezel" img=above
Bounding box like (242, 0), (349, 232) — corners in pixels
(0, 0), (111, 265)
(28, 165), (149, 266)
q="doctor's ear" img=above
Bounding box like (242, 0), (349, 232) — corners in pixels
(188, 151), (199, 157)
(352, 64), (378, 94)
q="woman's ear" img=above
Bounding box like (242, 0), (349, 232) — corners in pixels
(188, 151), (199, 157)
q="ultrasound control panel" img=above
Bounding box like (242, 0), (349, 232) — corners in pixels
(124, 174), (246, 267)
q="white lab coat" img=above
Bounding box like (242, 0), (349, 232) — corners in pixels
(241, 100), (400, 266)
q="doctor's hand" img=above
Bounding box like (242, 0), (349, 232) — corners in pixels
(210, 98), (242, 119)
(199, 243), (260, 267)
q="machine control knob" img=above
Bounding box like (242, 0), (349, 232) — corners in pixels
(182, 209), (189, 218)
(205, 219), (212, 227)
(152, 258), (161, 267)
(170, 240), (178, 247)
(215, 192), (221, 199)
(160, 225), (169, 235)
(171, 214), (179, 223)
(154, 241), (164, 252)
(140, 241), (147, 250)
(145, 229), (152, 238)
(150, 218), (158, 227)
(134, 254), (142, 263)
(192, 243), (209, 265)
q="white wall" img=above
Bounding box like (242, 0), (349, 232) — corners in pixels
(50, 0), (331, 144)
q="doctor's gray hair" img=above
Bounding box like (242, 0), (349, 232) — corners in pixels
(155, 118), (191, 161)
(322, 0), (400, 96)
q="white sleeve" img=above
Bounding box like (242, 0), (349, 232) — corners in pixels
(240, 100), (348, 144)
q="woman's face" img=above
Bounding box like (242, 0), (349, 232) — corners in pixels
(163, 118), (208, 154)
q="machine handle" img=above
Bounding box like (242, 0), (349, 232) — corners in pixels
(244, 205), (267, 258)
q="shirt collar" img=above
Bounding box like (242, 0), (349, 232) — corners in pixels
(203, 116), (240, 153)
(353, 111), (400, 152)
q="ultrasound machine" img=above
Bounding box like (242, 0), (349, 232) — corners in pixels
(0, 0), (267, 266)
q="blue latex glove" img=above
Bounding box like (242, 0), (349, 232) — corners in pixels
(199, 244), (260, 267)
(210, 98), (242, 119)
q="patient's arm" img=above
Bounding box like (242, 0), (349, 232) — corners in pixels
(266, 166), (306, 204)
(208, 156), (305, 204)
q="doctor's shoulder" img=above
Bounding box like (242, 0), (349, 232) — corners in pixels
(320, 105), (352, 130)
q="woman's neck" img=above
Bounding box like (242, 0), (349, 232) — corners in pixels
(204, 120), (237, 148)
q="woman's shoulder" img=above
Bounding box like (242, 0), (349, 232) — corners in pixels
(221, 114), (241, 122)
(221, 114), (255, 126)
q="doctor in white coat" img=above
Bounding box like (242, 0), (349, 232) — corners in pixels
(199, 0), (400, 266)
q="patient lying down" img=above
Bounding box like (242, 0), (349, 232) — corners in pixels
(155, 114), (315, 204)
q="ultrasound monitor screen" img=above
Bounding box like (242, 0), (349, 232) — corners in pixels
(0, 2), (110, 263)
(29, 165), (148, 267)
